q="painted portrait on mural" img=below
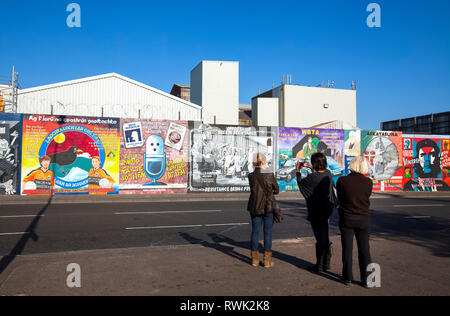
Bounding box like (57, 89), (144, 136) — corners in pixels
(403, 136), (449, 191)
(0, 114), (21, 195)
(278, 127), (344, 191)
(189, 123), (275, 192)
(21, 115), (120, 195)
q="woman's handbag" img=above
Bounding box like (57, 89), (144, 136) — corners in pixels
(254, 173), (283, 223)
(271, 200), (283, 223)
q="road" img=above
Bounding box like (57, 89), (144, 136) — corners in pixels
(1, 195), (449, 258)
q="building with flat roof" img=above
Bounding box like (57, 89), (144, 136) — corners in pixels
(170, 84), (190, 102)
(190, 61), (239, 125)
(251, 83), (357, 128)
(381, 111), (449, 135)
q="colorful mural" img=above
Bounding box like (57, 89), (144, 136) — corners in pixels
(361, 131), (403, 191)
(344, 130), (361, 176)
(0, 113), (21, 195)
(189, 123), (276, 192)
(21, 115), (120, 195)
(277, 127), (345, 191)
(119, 119), (189, 194)
(402, 135), (450, 191)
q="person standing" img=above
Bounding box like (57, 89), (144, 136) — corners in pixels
(247, 153), (279, 268)
(336, 157), (373, 287)
(296, 153), (337, 272)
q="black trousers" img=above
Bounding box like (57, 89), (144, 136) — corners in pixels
(311, 221), (330, 248)
(339, 218), (371, 282)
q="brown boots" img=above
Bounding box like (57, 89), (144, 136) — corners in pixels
(251, 251), (275, 268)
(263, 251), (275, 268)
(251, 251), (259, 267)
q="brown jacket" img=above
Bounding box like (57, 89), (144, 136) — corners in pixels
(247, 167), (279, 216)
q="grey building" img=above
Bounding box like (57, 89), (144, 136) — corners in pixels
(381, 111), (450, 135)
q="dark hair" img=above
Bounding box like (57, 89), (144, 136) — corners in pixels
(311, 153), (327, 171)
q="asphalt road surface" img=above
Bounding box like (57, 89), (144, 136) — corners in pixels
(1, 196), (449, 258)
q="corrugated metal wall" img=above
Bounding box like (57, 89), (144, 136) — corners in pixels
(17, 76), (202, 121)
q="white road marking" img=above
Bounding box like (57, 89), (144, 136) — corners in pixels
(394, 204), (445, 207)
(126, 223), (249, 230)
(0, 232), (30, 236)
(282, 207), (307, 210)
(204, 223), (249, 227)
(115, 210), (223, 215)
(126, 225), (203, 230)
(0, 215), (45, 218)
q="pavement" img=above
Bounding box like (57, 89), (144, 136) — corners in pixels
(0, 235), (449, 296)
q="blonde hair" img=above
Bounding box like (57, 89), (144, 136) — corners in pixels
(252, 153), (267, 167)
(349, 157), (369, 175)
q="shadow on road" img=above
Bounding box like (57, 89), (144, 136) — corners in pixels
(369, 209), (450, 258)
(179, 232), (343, 284)
(277, 199), (450, 258)
(0, 194), (53, 275)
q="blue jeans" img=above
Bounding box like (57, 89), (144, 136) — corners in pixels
(250, 213), (273, 252)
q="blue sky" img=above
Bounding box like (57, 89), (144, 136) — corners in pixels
(1, 0), (449, 130)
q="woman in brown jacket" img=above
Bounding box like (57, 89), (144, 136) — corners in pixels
(247, 153), (279, 268)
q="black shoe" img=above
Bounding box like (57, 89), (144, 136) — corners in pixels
(342, 279), (352, 286)
(308, 264), (323, 273)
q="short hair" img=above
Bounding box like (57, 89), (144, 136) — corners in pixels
(40, 155), (51, 164)
(311, 153), (327, 171)
(349, 157), (369, 175)
(252, 152), (267, 167)
(91, 156), (101, 162)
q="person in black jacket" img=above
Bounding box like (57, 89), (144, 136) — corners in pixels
(336, 156), (373, 287)
(247, 153), (280, 268)
(296, 153), (337, 272)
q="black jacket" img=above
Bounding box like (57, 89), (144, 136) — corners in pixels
(296, 170), (337, 222)
(336, 172), (373, 221)
(247, 167), (279, 216)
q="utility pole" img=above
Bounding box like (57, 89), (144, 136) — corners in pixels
(11, 66), (18, 112)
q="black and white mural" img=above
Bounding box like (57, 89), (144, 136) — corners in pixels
(0, 114), (21, 195)
(188, 123), (276, 192)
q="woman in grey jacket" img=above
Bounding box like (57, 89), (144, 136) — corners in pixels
(247, 153), (279, 268)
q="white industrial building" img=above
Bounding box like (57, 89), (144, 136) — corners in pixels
(17, 73), (202, 121)
(191, 61), (239, 125)
(252, 84), (357, 128)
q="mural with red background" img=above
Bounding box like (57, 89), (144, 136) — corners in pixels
(402, 135), (450, 191)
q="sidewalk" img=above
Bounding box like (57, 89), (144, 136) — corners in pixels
(1, 191), (450, 205)
(1, 236), (449, 296)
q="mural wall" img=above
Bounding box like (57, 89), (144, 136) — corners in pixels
(402, 135), (450, 191)
(188, 123), (276, 192)
(277, 127), (345, 191)
(21, 115), (120, 195)
(361, 131), (403, 191)
(344, 130), (361, 176)
(1, 111), (450, 196)
(0, 114), (21, 195)
(119, 119), (189, 194)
